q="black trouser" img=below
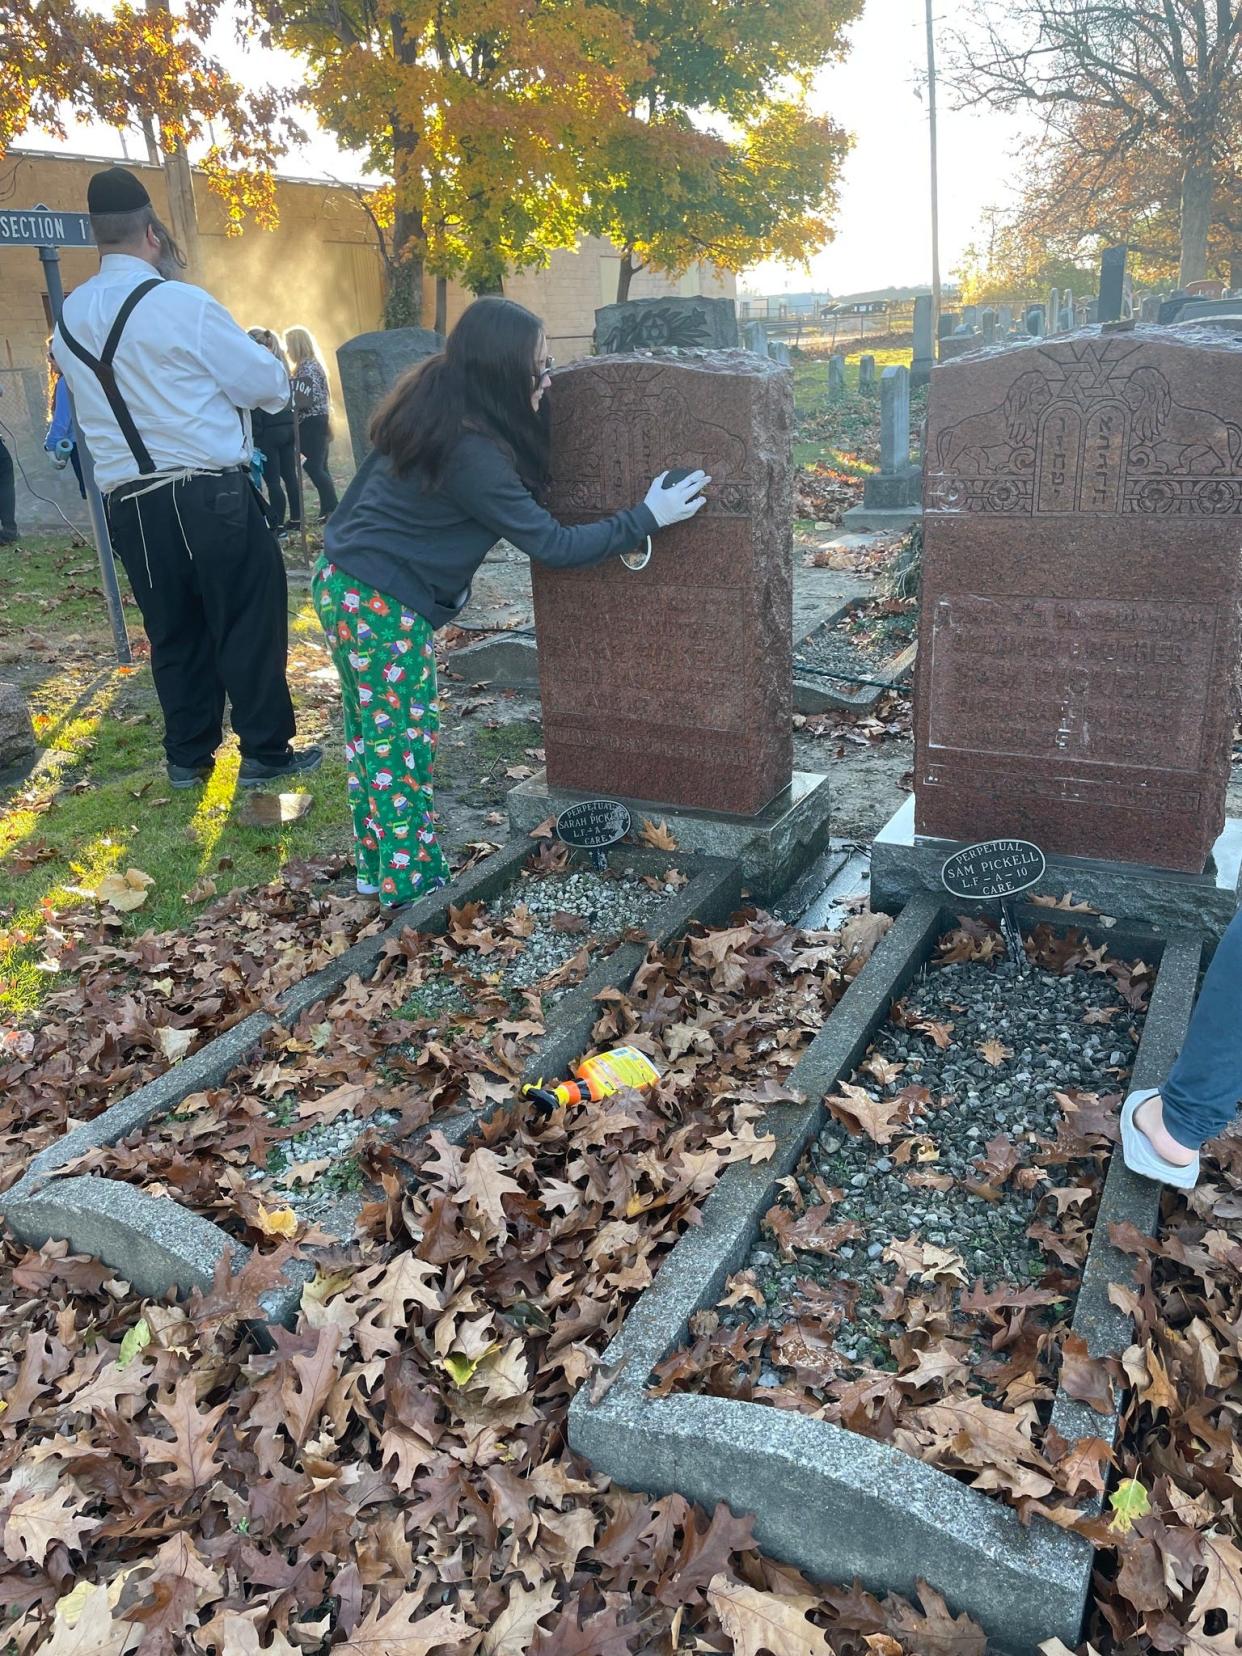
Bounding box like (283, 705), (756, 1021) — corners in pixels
(263, 434), (302, 530)
(298, 414), (339, 516)
(106, 470), (296, 768)
(0, 438), (15, 534)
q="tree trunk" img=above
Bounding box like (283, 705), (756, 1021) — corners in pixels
(1178, 156), (1214, 287)
(161, 145), (202, 282)
(616, 249), (639, 302)
(434, 276), (448, 334)
(469, 272), (504, 296)
(385, 202), (425, 328)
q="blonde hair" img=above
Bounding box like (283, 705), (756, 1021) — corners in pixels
(248, 326), (289, 371)
(284, 326), (321, 369)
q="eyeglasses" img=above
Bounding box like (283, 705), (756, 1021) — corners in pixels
(533, 356), (555, 385)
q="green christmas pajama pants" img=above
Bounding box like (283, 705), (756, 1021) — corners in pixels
(312, 555), (449, 904)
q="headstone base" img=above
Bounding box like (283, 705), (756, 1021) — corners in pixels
(840, 504), (922, 532)
(870, 795), (1242, 943)
(507, 770), (831, 904)
(910, 357), (934, 388)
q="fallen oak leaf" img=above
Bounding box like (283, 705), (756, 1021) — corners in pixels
(706, 1574), (834, 1656)
(824, 1081), (908, 1144)
(1108, 1478), (1151, 1534)
(482, 1579), (559, 1655)
(95, 868), (154, 912)
(2, 1480), (101, 1565)
(638, 817), (678, 850)
(154, 1026), (194, 1064)
(1058, 1333), (1116, 1415)
(338, 1596), (473, 1654)
(978, 1038), (1013, 1067)
(37, 1585), (142, 1655)
(255, 1204), (299, 1239)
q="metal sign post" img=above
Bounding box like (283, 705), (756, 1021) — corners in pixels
(1, 207), (132, 666)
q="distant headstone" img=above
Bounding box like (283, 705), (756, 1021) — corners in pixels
(998, 305), (1013, 334)
(532, 350), (793, 815)
(937, 311), (959, 340)
(980, 308), (997, 346)
(769, 341), (792, 367)
(1186, 278), (1226, 299)
(336, 326), (443, 467)
(855, 364), (921, 514)
(912, 294), (935, 387)
(742, 320), (770, 358)
(0, 683), (36, 773)
(1046, 288), (1060, 334)
(594, 296), (739, 355)
(1026, 305), (1046, 338)
(960, 304), (978, 329)
(827, 353), (846, 398)
(1062, 289), (1075, 331)
(1099, 245), (1128, 323)
(918, 330), (1242, 871)
(1140, 295), (1160, 323)
(938, 332), (982, 361)
(858, 353), (877, 390)
(1059, 308), (1074, 332)
(1085, 299), (1099, 325)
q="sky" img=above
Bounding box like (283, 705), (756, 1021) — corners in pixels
(11, 0), (1031, 299)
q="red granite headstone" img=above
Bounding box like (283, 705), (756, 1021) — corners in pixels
(532, 351), (794, 816)
(915, 329), (1242, 873)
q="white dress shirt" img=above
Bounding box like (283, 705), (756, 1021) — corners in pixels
(53, 254), (290, 491)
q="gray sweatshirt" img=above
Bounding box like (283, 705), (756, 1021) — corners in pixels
(322, 432), (658, 627)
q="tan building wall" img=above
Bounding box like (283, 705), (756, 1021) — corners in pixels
(0, 148), (734, 527)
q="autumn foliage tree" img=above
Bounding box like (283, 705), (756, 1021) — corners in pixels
(587, 0), (861, 301)
(256, 0), (646, 325)
(0, 0), (296, 244)
(945, 0), (1242, 287)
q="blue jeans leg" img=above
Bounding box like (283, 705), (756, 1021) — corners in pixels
(1161, 905), (1242, 1150)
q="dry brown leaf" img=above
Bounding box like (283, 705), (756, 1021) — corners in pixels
(37, 1586), (142, 1655)
(824, 1081), (907, 1144)
(338, 1596), (473, 1654)
(482, 1580), (559, 1655)
(706, 1575), (834, 1656)
(95, 867), (154, 911)
(638, 817), (679, 850)
(977, 1038), (1013, 1067)
(154, 1025), (194, 1063)
(237, 791), (313, 825)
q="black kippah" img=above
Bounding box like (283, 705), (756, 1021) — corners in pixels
(87, 167), (151, 215)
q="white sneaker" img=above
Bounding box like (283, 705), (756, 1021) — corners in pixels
(1119, 1088), (1199, 1189)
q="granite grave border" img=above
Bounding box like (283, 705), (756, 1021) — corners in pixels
(567, 891), (1203, 1656)
(0, 842), (742, 1325)
(793, 596), (918, 714)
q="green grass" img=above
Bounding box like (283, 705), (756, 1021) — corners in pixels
(790, 349), (924, 478)
(0, 535), (350, 1015)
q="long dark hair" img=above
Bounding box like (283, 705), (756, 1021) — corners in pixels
(369, 297), (550, 490)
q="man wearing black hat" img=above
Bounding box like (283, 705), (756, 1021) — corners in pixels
(52, 166), (321, 789)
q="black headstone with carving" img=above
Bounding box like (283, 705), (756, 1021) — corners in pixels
(593, 296), (739, 355)
(1099, 245), (1128, 324)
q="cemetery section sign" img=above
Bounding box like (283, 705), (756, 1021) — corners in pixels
(0, 208), (95, 248)
(941, 839), (1047, 901)
(555, 798), (631, 850)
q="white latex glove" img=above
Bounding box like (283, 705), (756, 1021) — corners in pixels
(644, 468), (710, 528)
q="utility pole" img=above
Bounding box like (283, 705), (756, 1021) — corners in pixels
(925, 0), (942, 337)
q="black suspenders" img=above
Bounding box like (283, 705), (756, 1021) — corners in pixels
(57, 279), (163, 476)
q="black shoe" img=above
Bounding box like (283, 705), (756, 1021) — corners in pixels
(238, 745), (324, 788)
(168, 761), (213, 789)
(0, 529), (17, 546)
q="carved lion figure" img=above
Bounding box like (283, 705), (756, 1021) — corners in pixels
(934, 371), (1052, 474)
(1121, 368), (1172, 443)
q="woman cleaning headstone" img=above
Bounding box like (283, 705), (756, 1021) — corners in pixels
(313, 295), (708, 906)
(1122, 907), (1242, 1188)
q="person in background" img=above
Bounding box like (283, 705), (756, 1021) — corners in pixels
(45, 344), (86, 499)
(52, 166), (321, 790)
(313, 295), (707, 905)
(247, 327), (301, 536)
(0, 386), (17, 544)
(285, 325), (339, 521)
(1122, 906), (1242, 1189)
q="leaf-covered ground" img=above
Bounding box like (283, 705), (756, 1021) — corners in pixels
(0, 868), (1240, 1653)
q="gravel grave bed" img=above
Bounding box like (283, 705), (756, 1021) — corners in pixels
(795, 598), (917, 698)
(84, 848), (687, 1230)
(656, 917), (1153, 1505)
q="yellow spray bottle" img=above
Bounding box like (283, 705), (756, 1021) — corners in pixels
(521, 1045), (661, 1113)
